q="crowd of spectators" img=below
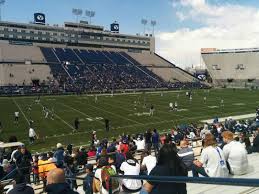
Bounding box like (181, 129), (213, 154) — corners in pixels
(0, 63), (208, 96)
(1, 114), (259, 194)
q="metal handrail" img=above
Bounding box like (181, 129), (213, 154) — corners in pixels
(110, 175), (259, 187)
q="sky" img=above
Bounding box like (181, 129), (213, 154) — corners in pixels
(2, 0), (259, 68)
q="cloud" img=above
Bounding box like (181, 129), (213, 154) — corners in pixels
(157, 0), (259, 68)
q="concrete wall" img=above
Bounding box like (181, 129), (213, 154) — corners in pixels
(0, 42), (45, 62)
(0, 64), (52, 86)
(202, 52), (259, 86)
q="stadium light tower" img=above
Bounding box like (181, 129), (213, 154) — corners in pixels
(72, 8), (83, 23)
(0, 0), (5, 22)
(85, 10), (95, 24)
(141, 19), (148, 35)
(151, 20), (157, 36)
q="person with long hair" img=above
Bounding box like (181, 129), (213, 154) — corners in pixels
(140, 143), (187, 194)
(192, 133), (228, 177)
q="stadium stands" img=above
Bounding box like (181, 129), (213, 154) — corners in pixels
(202, 48), (259, 88)
(1, 115), (259, 194)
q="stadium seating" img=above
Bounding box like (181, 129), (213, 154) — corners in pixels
(39, 47), (173, 91)
(40, 47), (59, 63)
(0, 44), (207, 93)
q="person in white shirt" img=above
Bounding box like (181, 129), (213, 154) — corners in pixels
(134, 136), (145, 151)
(141, 150), (157, 175)
(200, 123), (210, 139)
(192, 133), (229, 177)
(222, 131), (248, 175)
(29, 127), (37, 144)
(120, 152), (142, 192)
(188, 131), (196, 140)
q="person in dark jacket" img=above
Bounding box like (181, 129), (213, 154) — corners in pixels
(45, 168), (78, 194)
(83, 164), (94, 194)
(15, 146), (32, 184)
(248, 127), (259, 153)
(144, 129), (152, 151)
(54, 143), (64, 167)
(152, 129), (160, 157)
(8, 172), (34, 194)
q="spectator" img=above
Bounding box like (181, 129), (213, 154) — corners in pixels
(7, 172), (34, 194)
(108, 154), (116, 169)
(65, 156), (78, 190)
(107, 139), (117, 153)
(134, 136), (145, 151)
(120, 152), (142, 193)
(144, 129), (152, 151)
(141, 150), (157, 175)
(243, 136), (252, 154)
(152, 129), (160, 157)
(141, 144), (187, 194)
(67, 144), (73, 155)
(1, 159), (15, 180)
(79, 146), (88, 166)
(45, 168), (78, 194)
(38, 153), (57, 191)
(9, 146), (20, 164)
(119, 139), (129, 155)
(160, 133), (167, 145)
(47, 152), (56, 163)
(192, 133), (228, 177)
(129, 141), (137, 153)
(83, 164), (94, 194)
(222, 131), (248, 175)
(248, 128), (259, 153)
(200, 123), (210, 139)
(178, 140), (194, 171)
(32, 155), (40, 185)
(54, 143), (64, 167)
(115, 150), (125, 171)
(93, 157), (119, 194)
(15, 145), (32, 184)
(87, 146), (96, 158)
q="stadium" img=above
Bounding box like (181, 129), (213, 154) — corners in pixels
(1, 1), (259, 194)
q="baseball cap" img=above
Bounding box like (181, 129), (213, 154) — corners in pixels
(56, 143), (63, 149)
(85, 164), (93, 171)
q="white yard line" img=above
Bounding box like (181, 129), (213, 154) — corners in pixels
(39, 103), (75, 130)
(77, 101), (143, 125)
(12, 98), (30, 124)
(59, 103), (104, 124)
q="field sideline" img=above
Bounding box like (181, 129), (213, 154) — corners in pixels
(0, 88), (258, 152)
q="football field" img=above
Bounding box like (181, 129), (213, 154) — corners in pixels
(0, 88), (258, 152)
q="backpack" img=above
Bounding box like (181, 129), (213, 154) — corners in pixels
(101, 166), (119, 191)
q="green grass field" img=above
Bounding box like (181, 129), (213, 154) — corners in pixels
(0, 89), (258, 152)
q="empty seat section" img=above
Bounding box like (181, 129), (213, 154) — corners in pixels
(40, 47), (59, 63)
(74, 49), (111, 64)
(120, 52), (164, 82)
(102, 51), (129, 65)
(53, 48), (81, 63)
